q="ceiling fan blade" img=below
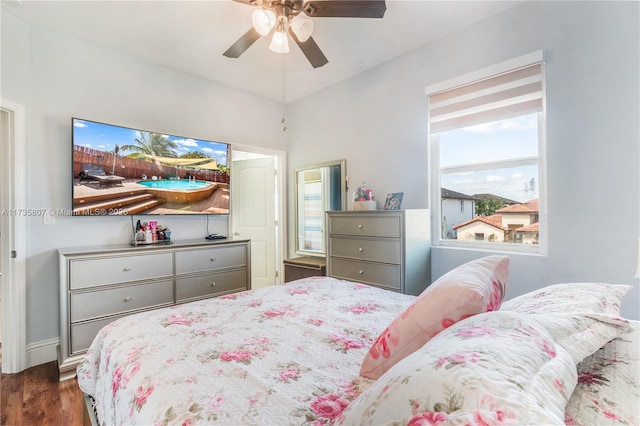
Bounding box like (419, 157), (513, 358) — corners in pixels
(223, 27), (261, 58)
(288, 27), (328, 68)
(302, 0), (386, 18)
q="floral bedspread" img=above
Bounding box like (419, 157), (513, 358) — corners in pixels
(564, 320), (640, 426)
(76, 277), (414, 425)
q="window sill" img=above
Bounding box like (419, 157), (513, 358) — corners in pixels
(435, 240), (547, 257)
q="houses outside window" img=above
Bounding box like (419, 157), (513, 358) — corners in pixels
(427, 51), (546, 252)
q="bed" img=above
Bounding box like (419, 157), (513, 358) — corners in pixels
(76, 256), (639, 425)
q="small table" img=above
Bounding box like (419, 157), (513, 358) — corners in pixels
(96, 175), (125, 187)
(283, 257), (326, 283)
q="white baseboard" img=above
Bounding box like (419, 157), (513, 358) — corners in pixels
(27, 338), (59, 368)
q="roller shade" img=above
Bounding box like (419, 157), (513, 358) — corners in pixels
(429, 62), (543, 133)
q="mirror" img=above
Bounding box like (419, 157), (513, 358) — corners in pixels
(295, 159), (347, 257)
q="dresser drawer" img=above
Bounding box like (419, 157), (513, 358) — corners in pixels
(70, 314), (128, 354)
(328, 215), (401, 238)
(69, 252), (173, 290)
(175, 244), (247, 275)
(329, 257), (401, 291)
(70, 279), (174, 323)
(175, 269), (248, 302)
(329, 236), (401, 264)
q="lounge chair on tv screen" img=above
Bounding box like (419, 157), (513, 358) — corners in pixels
(79, 164), (125, 187)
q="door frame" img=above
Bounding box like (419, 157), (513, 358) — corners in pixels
(231, 144), (286, 285)
(0, 98), (28, 374)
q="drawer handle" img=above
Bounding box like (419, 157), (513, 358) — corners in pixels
(122, 267), (132, 272)
(357, 224), (363, 229)
(123, 296), (132, 302)
(210, 258), (217, 262)
(358, 270), (364, 275)
(358, 247), (364, 252)
(211, 282), (216, 287)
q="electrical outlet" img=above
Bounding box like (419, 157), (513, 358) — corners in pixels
(43, 210), (55, 225)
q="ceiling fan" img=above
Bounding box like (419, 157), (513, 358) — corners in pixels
(223, 0), (387, 68)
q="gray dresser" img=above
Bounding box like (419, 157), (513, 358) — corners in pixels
(326, 210), (430, 295)
(58, 239), (250, 380)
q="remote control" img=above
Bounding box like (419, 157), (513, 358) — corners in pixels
(205, 234), (226, 240)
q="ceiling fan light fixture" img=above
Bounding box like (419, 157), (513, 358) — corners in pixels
(252, 8), (276, 36)
(290, 13), (314, 42)
(269, 23), (290, 53)
(225, 0), (387, 67)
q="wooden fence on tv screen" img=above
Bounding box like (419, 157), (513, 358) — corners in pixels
(73, 146), (229, 183)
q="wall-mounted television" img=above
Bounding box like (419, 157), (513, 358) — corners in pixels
(71, 117), (230, 216)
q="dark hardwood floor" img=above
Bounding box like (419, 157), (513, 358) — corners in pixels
(1, 361), (83, 426)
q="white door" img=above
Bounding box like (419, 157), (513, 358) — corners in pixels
(231, 156), (277, 289)
(1, 100), (27, 373)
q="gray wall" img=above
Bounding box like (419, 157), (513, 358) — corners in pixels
(2, 11), (286, 344)
(287, 1), (640, 319)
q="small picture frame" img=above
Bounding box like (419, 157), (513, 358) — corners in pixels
(384, 192), (404, 210)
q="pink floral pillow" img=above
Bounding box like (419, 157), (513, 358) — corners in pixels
(359, 255), (509, 379)
(339, 311), (583, 425)
(339, 311), (630, 426)
(564, 321), (639, 425)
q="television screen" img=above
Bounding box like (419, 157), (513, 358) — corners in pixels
(72, 118), (230, 216)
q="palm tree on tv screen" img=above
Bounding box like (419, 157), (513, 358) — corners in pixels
(120, 132), (178, 169)
(111, 144), (120, 175)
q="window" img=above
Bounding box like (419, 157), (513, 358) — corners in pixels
(460, 200), (464, 213)
(427, 52), (546, 252)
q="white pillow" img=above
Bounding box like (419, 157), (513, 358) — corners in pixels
(501, 282), (632, 363)
(501, 282), (630, 315)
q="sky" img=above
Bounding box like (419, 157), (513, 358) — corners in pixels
(439, 114), (539, 203)
(72, 118), (229, 167)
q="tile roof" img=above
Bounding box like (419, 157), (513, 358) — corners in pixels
(452, 214), (507, 231)
(472, 193), (520, 205)
(515, 222), (539, 232)
(441, 188), (477, 201)
(496, 198), (539, 214)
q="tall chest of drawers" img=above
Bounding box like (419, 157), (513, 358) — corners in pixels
(326, 210), (430, 295)
(58, 239), (250, 380)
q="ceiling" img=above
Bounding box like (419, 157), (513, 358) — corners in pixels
(3, 0), (524, 103)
